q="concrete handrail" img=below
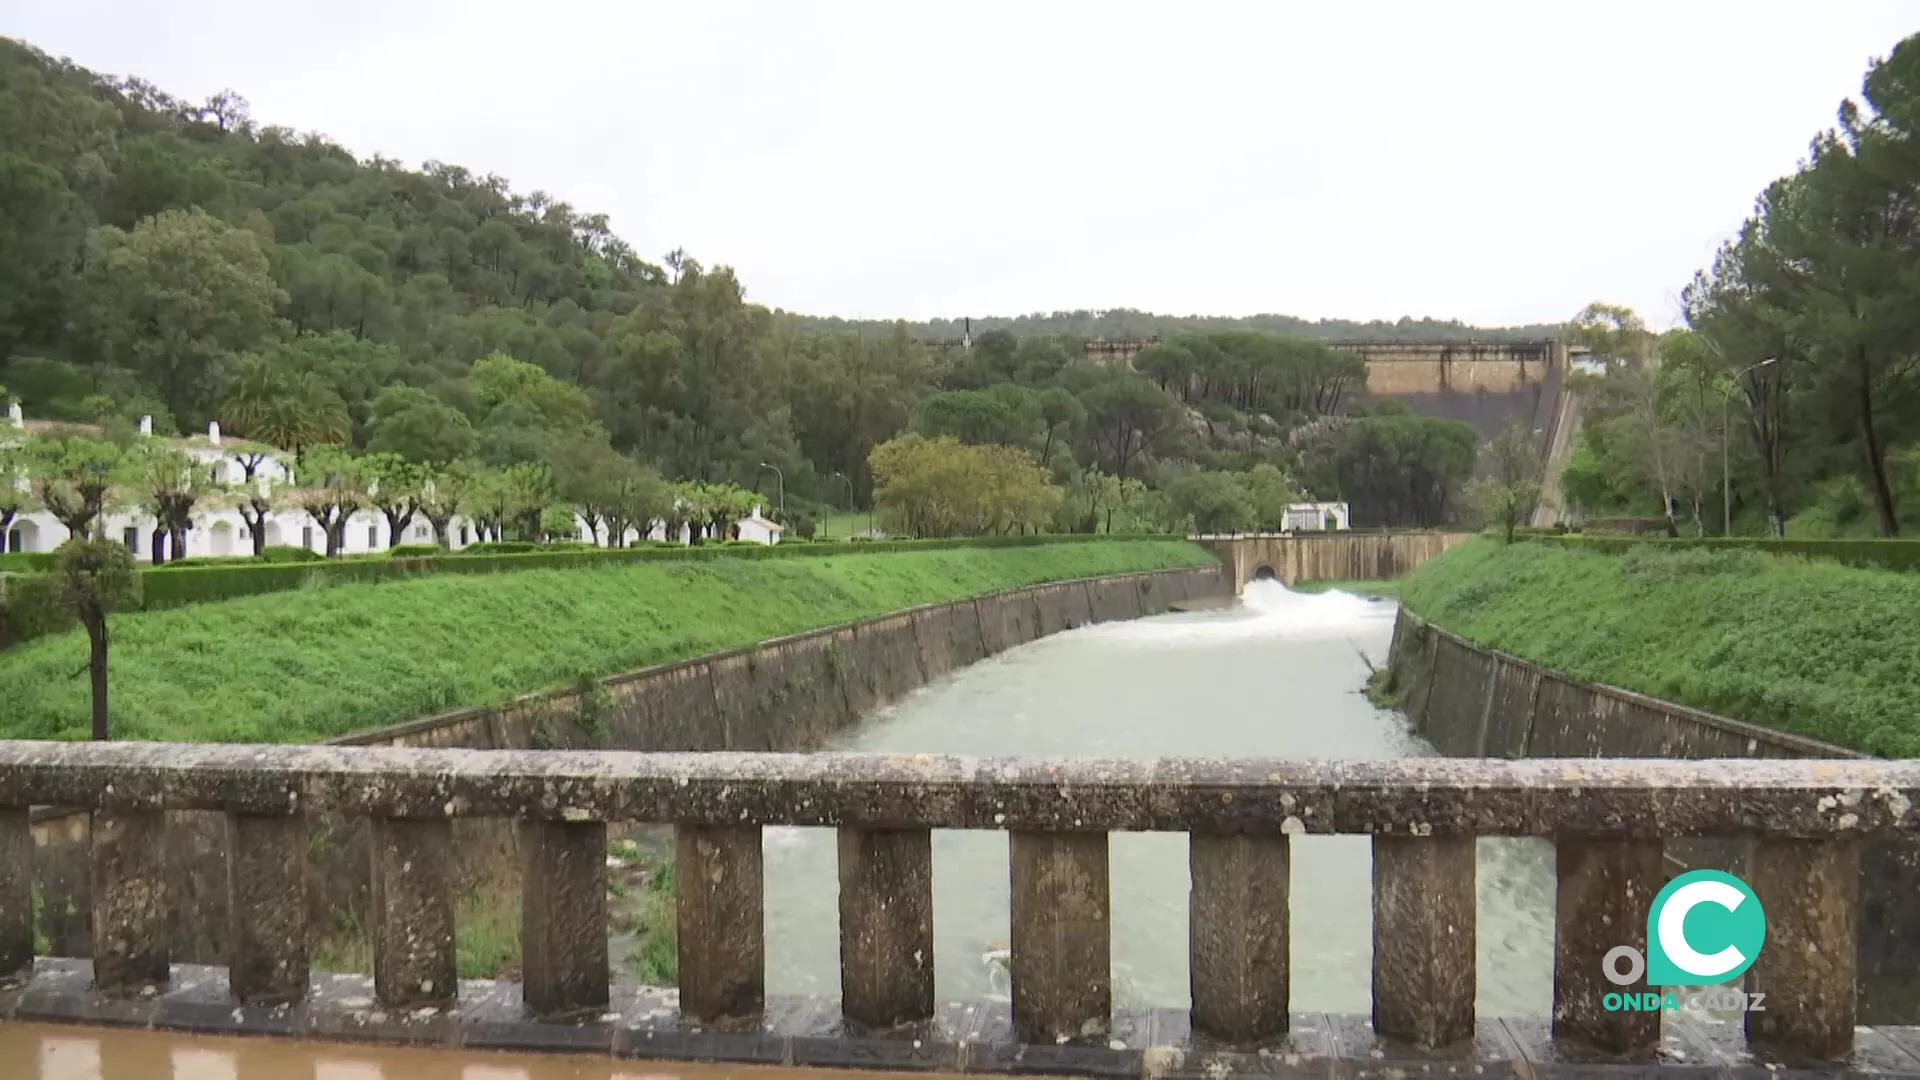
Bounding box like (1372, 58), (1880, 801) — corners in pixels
(0, 739), (1888, 1064)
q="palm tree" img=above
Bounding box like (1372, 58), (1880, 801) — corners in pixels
(218, 362), (351, 468)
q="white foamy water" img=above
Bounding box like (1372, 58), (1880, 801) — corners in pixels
(758, 583), (1555, 1015)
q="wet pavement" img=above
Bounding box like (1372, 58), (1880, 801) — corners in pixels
(2, 1021), (928, 1080)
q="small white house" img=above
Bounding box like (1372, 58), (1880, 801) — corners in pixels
(736, 505), (785, 546)
(1283, 502), (1351, 532)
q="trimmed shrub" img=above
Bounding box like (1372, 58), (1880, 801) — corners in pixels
(0, 552), (55, 572)
(458, 541), (537, 555)
(0, 572), (71, 646)
(259, 546), (324, 564)
(385, 544), (443, 558)
(166, 555), (263, 567)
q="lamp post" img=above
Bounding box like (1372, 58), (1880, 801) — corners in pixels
(1722, 357), (1780, 535)
(758, 462), (785, 520)
(832, 471), (855, 539)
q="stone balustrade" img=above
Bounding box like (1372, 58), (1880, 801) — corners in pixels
(0, 741), (1914, 1072)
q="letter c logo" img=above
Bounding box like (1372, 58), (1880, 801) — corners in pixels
(1646, 870), (1767, 986)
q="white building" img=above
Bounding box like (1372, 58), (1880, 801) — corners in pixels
(1283, 502), (1351, 532)
(1, 407), (779, 557)
(736, 505), (785, 545)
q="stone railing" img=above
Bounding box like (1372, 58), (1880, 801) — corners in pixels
(0, 742), (1913, 1072)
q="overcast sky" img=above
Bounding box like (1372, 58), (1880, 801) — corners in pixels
(8, 2), (1920, 328)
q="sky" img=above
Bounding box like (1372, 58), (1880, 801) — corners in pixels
(8, 1), (1920, 329)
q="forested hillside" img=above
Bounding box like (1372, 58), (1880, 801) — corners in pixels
(1557, 33), (1920, 539)
(0, 37), (1519, 535)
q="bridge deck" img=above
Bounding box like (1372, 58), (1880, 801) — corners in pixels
(9, 958), (1920, 1078)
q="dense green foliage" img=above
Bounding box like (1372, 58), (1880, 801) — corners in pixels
(0, 541), (1214, 742)
(0, 36), (1533, 536)
(1401, 539), (1920, 755)
(1562, 35), (1920, 541)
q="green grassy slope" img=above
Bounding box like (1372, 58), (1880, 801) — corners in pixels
(1400, 539), (1920, 756)
(0, 541), (1214, 744)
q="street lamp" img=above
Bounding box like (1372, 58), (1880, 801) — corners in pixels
(1722, 357), (1780, 535)
(758, 462), (785, 520)
(832, 471), (855, 539)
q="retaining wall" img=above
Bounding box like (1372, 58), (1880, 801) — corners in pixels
(30, 564), (1230, 962)
(1199, 532), (1470, 591)
(1386, 607), (1920, 1024)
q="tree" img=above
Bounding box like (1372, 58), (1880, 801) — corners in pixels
(366, 386), (477, 465)
(419, 459), (477, 548)
(292, 446), (365, 556)
(362, 452), (426, 548)
(1465, 421), (1544, 543)
(54, 537), (139, 741)
(30, 430), (128, 539)
(1165, 471), (1257, 535)
(604, 457), (670, 547)
(547, 435), (623, 543)
(1076, 374), (1187, 481)
(1237, 463), (1300, 531)
(135, 444), (203, 563)
(218, 358), (352, 464)
(75, 208), (287, 425)
(870, 434), (1062, 538)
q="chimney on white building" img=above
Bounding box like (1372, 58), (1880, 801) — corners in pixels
(138, 415), (153, 436)
(207, 420), (221, 446)
(256, 475), (271, 500)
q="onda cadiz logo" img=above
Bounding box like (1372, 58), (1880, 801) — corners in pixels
(1600, 870), (1769, 1014)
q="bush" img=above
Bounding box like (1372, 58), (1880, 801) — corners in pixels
(0, 552), (55, 572)
(722, 540), (761, 547)
(259, 546), (324, 564)
(541, 540), (596, 551)
(458, 541), (536, 555)
(385, 544), (443, 558)
(0, 572), (70, 645)
(166, 555), (263, 567)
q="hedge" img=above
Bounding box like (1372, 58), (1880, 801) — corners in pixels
(1526, 534), (1920, 573)
(0, 533), (1190, 646)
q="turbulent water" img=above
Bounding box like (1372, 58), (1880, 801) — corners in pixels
(760, 581), (1556, 1016)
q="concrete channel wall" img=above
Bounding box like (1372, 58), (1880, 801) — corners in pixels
(28, 564), (1231, 962)
(1386, 606), (1920, 1024)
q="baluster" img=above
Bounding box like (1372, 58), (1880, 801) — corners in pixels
(522, 819), (610, 1020)
(676, 825), (764, 1025)
(91, 810), (171, 993)
(1746, 838), (1860, 1060)
(1189, 833), (1289, 1042)
(1371, 835), (1474, 1048)
(226, 812), (309, 1004)
(369, 816), (456, 1009)
(1009, 831), (1110, 1043)
(838, 827), (933, 1030)
(1552, 838), (1662, 1056)
(0, 807), (30, 982)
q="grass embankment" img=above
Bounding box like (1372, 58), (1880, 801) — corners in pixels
(0, 540), (1213, 743)
(1291, 579), (1403, 599)
(1400, 538), (1920, 756)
